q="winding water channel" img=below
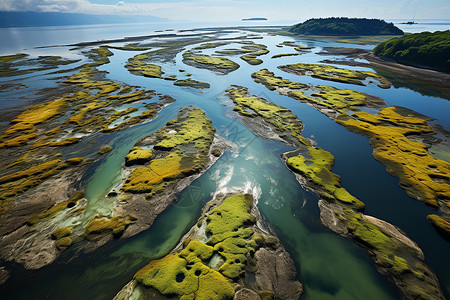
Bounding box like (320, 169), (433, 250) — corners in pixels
(1, 26), (449, 299)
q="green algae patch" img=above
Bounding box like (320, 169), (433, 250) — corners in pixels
(97, 145), (112, 155)
(0, 98), (67, 148)
(85, 215), (136, 238)
(121, 107), (216, 195)
(271, 53), (300, 59)
(252, 68), (384, 116)
(183, 51), (239, 74)
(193, 42), (228, 50)
(102, 109), (156, 133)
(27, 191), (84, 225)
(295, 46), (314, 52)
(287, 147), (365, 211)
(252, 69), (308, 90)
(133, 194), (256, 298)
(0, 53), (28, 63)
(333, 209), (445, 299)
(174, 78), (210, 89)
(55, 237), (72, 251)
(336, 107), (450, 211)
(311, 86), (368, 112)
(126, 51), (164, 78)
(125, 146), (153, 166)
(239, 43), (269, 65)
(108, 43), (149, 51)
(135, 252), (235, 300)
(51, 227), (72, 240)
(122, 190), (303, 299)
(427, 215), (450, 241)
(279, 63), (391, 88)
(226, 86), (309, 146)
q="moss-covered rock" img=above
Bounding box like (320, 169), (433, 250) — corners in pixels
(121, 107), (216, 195)
(226, 86), (309, 146)
(174, 78), (210, 89)
(55, 237), (72, 251)
(336, 107), (449, 211)
(332, 208), (445, 299)
(252, 68), (381, 115)
(183, 51), (239, 74)
(279, 63), (391, 88)
(286, 147), (365, 211)
(85, 215), (136, 238)
(427, 215), (450, 241)
(124, 146), (153, 166)
(131, 193), (303, 299)
(97, 145), (112, 155)
(51, 227), (72, 240)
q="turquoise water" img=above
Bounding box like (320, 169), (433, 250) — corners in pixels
(1, 26), (449, 300)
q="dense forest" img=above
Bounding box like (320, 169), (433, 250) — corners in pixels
(289, 18), (404, 35)
(373, 30), (450, 72)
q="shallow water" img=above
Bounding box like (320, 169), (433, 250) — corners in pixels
(1, 25), (449, 299)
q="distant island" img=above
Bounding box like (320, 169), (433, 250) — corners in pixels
(289, 17), (404, 36)
(242, 18), (268, 21)
(373, 30), (450, 72)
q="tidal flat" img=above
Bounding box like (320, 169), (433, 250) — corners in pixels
(0, 25), (449, 300)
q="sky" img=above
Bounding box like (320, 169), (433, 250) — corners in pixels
(0, 0), (449, 22)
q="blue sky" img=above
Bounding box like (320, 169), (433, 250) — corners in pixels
(1, 0), (449, 21)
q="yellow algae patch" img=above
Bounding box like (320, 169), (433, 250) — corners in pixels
(122, 152), (192, 193)
(85, 215), (135, 238)
(0, 160), (68, 214)
(287, 147), (365, 210)
(11, 99), (66, 125)
(279, 63), (391, 88)
(154, 109), (215, 151)
(121, 107), (216, 196)
(427, 215), (450, 240)
(226, 86), (309, 146)
(337, 107), (450, 209)
(126, 51), (163, 78)
(0, 99), (66, 147)
(125, 146), (153, 166)
(252, 68), (308, 90)
(312, 86), (367, 111)
(183, 51), (239, 73)
(252, 69), (373, 114)
(133, 194), (259, 299)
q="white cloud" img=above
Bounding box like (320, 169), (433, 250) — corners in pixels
(0, 0), (447, 20)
